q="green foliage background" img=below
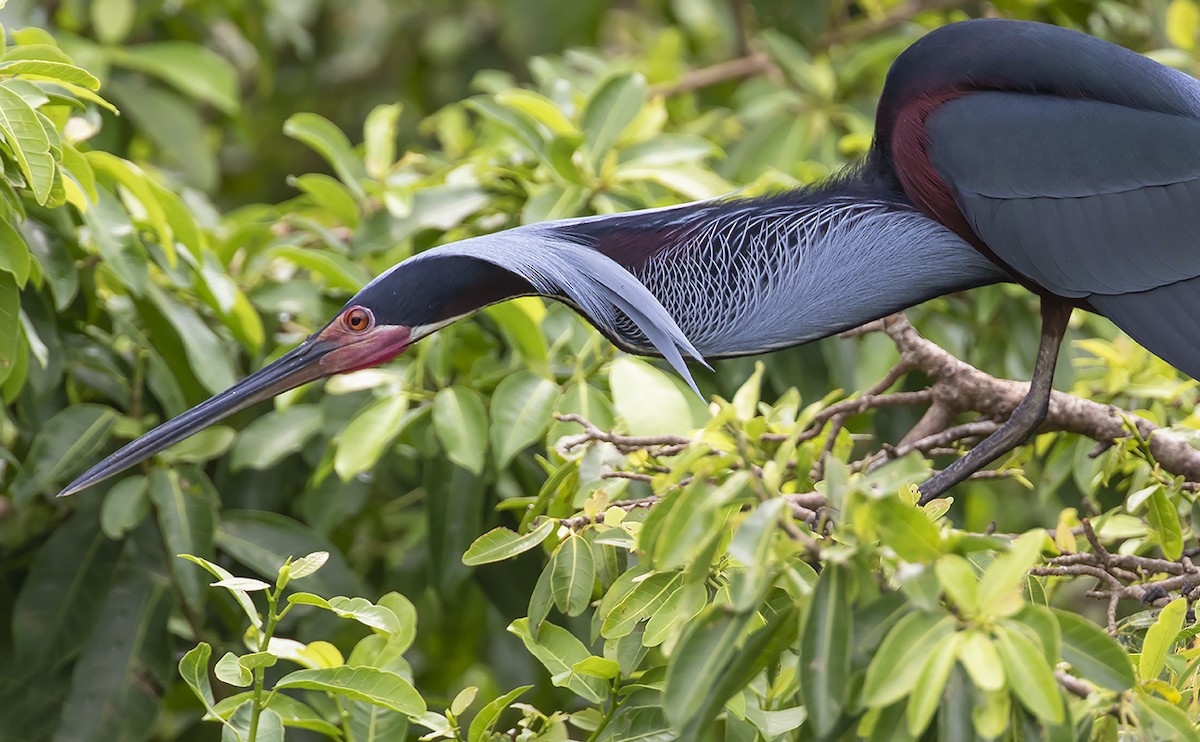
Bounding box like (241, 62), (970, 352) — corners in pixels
(4, 0), (1200, 740)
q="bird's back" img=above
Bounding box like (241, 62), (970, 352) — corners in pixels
(879, 19), (1200, 378)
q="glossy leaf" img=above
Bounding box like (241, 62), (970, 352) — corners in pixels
(1053, 608), (1135, 691)
(550, 532), (595, 616)
(150, 468), (217, 610)
(276, 667), (425, 715)
(582, 72), (645, 171)
(462, 519), (556, 566)
(230, 404), (323, 471)
(995, 624), (1064, 724)
(800, 565), (852, 736)
(489, 371), (560, 467)
(433, 386), (489, 474)
(508, 618), (607, 703)
(609, 356), (693, 436)
(13, 403), (116, 502)
(468, 685), (531, 742)
(863, 611), (955, 707)
(1141, 597), (1187, 681)
(335, 394), (413, 480)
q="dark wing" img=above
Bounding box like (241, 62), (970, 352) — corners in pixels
(926, 91), (1200, 375)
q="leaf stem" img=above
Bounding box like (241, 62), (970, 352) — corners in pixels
(248, 585), (283, 742)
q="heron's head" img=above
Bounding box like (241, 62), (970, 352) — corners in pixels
(58, 253), (533, 497)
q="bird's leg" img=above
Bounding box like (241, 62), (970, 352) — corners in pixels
(916, 299), (1072, 505)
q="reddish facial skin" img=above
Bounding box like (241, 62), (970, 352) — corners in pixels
(317, 321), (413, 376)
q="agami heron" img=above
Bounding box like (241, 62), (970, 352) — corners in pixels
(62, 19), (1200, 503)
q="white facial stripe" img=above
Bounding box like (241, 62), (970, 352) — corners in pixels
(408, 312), (471, 342)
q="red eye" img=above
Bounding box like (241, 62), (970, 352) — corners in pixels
(343, 306), (373, 333)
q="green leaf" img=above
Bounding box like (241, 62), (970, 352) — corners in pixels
(800, 565), (852, 736)
(485, 300), (550, 374)
(550, 532), (595, 616)
(0, 82), (53, 203)
(335, 394), (413, 480)
(862, 611), (955, 707)
(100, 474), (150, 539)
(349, 700), (408, 742)
(664, 606), (756, 729)
(146, 285), (239, 394)
(284, 551), (331, 582)
(1168, 0), (1200, 50)
(213, 693), (343, 737)
(489, 371), (560, 467)
(433, 386), (489, 474)
(600, 570), (681, 639)
(728, 498), (784, 566)
(496, 89), (575, 135)
(0, 218), (30, 285)
(0, 59), (99, 89)
(461, 519), (556, 566)
(377, 592), (418, 654)
(507, 618), (607, 703)
(582, 72), (645, 172)
(179, 643), (218, 710)
(573, 656), (620, 680)
(231, 404), (324, 471)
(1136, 693), (1200, 742)
(150, 468), (217, 610)
(906, 633), (961, 736)
(290, 172), (361, 227)
(957, 629), (1004, 692)
(288, 593), (403, 634)
(363, 102), (402, 179)
(215, 652), (253, 687)
(0, 273), (15, 385)
(12, 503), (121, 671)
(1140, 597), (1187, 681)
(210, 577), (271, 592)
(14, 403), (116, 502)
(1053, 608), (1135, 691)
(1147, 487), (1184, 560)
(55, 568), (174, 741)
(935, 554), (980, 616)
(468, 686), (531, 742)
(262, 243), (368, 290)
(90, 0), (135, 44)
(284, 112), (368, 198)
(276, 667), (425, 715)
(87, 153), (176, 264)
(114, 42), (239, 113)
(995, 624), (1064, 724)
(609, 356), (693, 437)
(177, 553), (263, 630)
(644, 475), (744, 570)
(977, 530), (1045, 608)
(871, 496), (942, 562)
(644, 581), (706, 647)
(677, 604), (800, 739)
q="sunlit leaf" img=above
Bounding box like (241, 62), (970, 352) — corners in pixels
(277, 667), (424, 715)
(507, 618), (607, 703)
(462, 519), (556, 566)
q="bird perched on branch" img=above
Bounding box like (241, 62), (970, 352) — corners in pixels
(63, 19), (1200, 503)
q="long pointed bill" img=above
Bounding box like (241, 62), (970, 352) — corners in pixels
(58, 338), (340, 497)
(60, 321), (413, 497)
